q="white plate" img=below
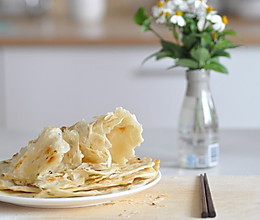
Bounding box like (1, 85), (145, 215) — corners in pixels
(0, 172), (161, 209)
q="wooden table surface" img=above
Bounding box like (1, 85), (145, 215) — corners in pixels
(1, 175), (260, 219)
(0, 15), (259, 46)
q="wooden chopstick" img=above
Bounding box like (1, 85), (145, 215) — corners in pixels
(200, 174), (208, 218)
(204, 173), (216, 218)
(199, 173), (216, 218)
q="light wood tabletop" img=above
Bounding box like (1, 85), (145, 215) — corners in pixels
(0, 15), (258, 46)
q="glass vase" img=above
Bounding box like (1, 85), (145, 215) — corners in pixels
(178, 69), (219, 168)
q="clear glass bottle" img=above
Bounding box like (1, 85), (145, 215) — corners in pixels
(178, 69), (219, 168)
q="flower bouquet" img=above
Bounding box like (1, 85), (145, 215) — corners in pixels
(134, 0), (239, 73)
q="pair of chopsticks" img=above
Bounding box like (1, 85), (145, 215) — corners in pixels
(200, 173), (216, 218)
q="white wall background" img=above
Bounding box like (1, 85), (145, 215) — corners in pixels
(0, 45), (259, 132)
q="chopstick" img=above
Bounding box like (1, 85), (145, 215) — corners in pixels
(204, 173), (216, 218)
(200, 174), (208, 218)
(199, 173), (216, 218)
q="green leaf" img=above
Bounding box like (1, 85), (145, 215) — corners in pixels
(161, 40), (183, 58)
(221, 29), (242, 41)
(183, 16), (197, 33)
(134, 7), (148, 25)
(140, 25), (149, 32)
(182, 34), (197, 49)
(204, 61), (228, 73)
(222, 30), (237, 36)
(141, 51), (158, 65)
(215, 39), (238, 50)
(175, 58), (199, 69)
(204, 26), (214, 32)
(200, 33), (212, 43)
(141, 49), (173, 65)
(212, 50), (231, 58)
(134, 8), (153, 32)
(190, 48), (210, 66)
(140, 17), (153, 32)
(199, 32), (213, 48)
(155, 50), (174, 60)
(210, 57), (219, 63)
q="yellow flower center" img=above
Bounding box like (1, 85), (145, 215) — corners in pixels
(206, 6), (214, 12)
(222, 15), (228, 24)
(157, 1), (164, 7)
(159, 11), (164, 17)
(165, 11), (171, 17)
(176, 10), (183, 16)
(212, 32), (218, 39)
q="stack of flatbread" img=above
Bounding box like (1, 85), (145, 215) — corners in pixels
(0, 108), (160, 198)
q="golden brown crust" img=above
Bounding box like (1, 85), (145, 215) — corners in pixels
(0, 108), (160, 198)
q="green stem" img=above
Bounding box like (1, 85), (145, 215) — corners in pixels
(150, 27), (164, 40)
(173, 27), (181, 44)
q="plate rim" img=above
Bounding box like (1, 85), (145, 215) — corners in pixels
(0, 171), (161, 208)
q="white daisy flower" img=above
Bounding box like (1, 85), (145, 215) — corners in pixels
(157, 9), (172, 24)
(186, 0), (208, 17)
(152, 1), (174, 24)
(194, 0), (208, 9)
(197, 16), (206, 31)
(170, 10), (186, 27)
(208, 14), (226, 32)
(165, 0), (175, 11)
(172, 0), (188, 11)
(152, 1), (165, 18)
(197, 6), (218, 31)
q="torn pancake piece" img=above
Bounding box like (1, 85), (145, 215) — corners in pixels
(105, 107), (144, 165)
(0, 108), (160, 198)
(3, 127), (70, 184)
(70, 107), (144, 166)
(58, 129), (84, 171)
